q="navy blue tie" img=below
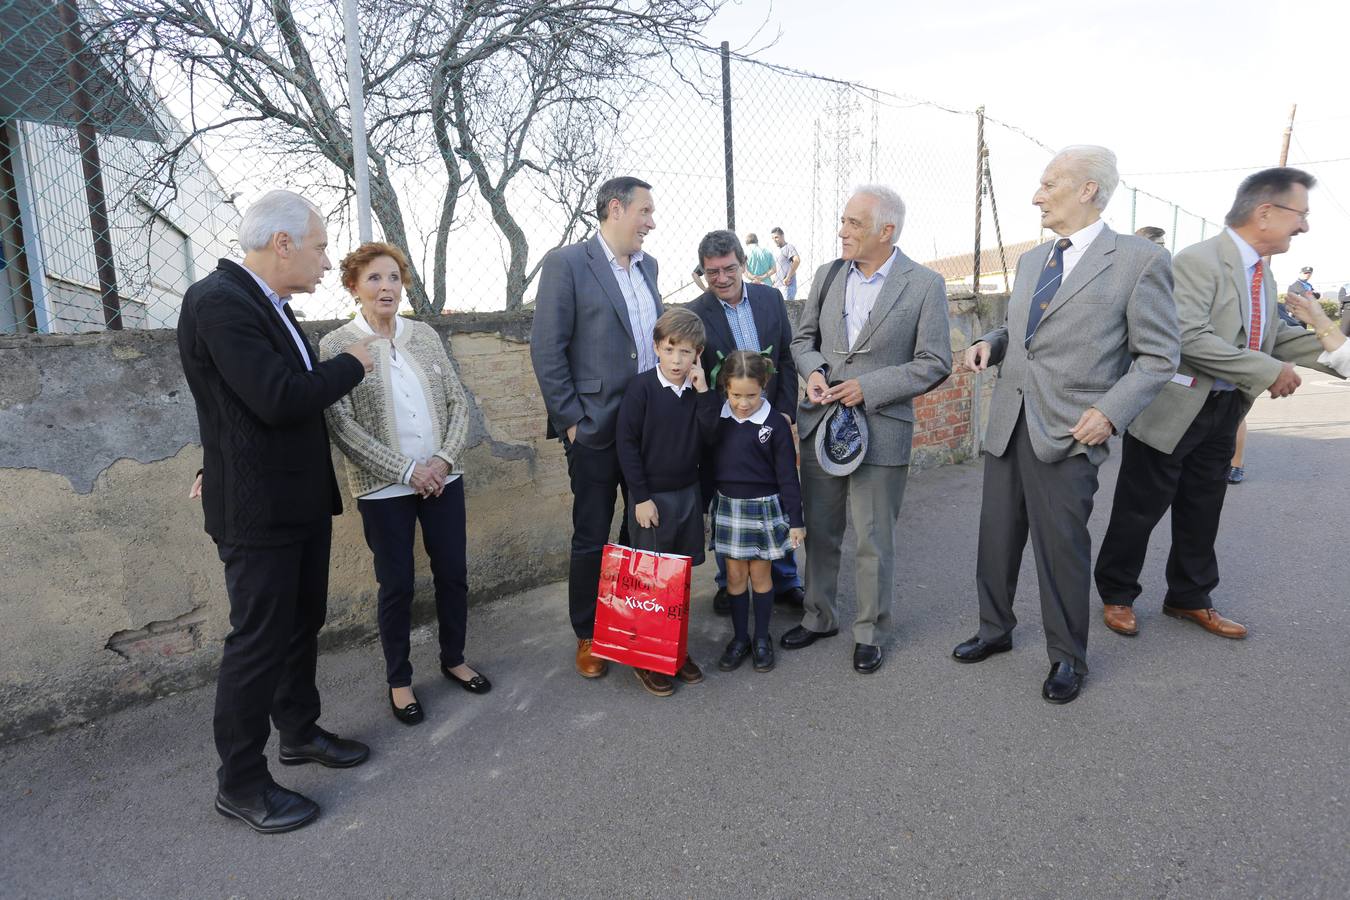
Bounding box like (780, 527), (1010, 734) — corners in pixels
(1025, 238), (1072, 346)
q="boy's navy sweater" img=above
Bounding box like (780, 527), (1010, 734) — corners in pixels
(712, 403), (804, 528)
(615, 368), (721, 504)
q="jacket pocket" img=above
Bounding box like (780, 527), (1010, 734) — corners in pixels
(575, 378), (602, 395)
(873, 404), (914, 423)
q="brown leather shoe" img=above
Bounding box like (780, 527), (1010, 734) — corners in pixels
(575, 639), (608, 678)
(1163, 605), (1247, 639)
(1102, 604), (1138, 636)
(675, 656), (704, 685)
(633, 667), (674, 697)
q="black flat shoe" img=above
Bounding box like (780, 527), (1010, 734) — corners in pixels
(713, 588), (732, 616)
(853, 642), (883, 674)
(718, 637), (751, 671)
(389, 688), (424, 726)
(952, 634), (1013, 663)
(442, 664), (492, 694)
(780, 625), (839, 650)
(278, 728), (370, 768)
(215, 784), (319, 834)
(751, 638), (775, 672)
(774, 587), (805, 609)
(1042, 662), (1083, 705)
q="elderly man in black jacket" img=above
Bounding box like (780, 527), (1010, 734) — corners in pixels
(178, 189), (377, 834)
(687, 230), (803, 613)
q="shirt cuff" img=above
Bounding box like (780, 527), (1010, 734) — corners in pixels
(401, 460), (416, 485)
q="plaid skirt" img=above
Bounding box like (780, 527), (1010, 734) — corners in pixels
(709, 492), (792, 560)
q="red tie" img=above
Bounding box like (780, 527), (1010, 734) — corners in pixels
(1248, 261), (1264, 350)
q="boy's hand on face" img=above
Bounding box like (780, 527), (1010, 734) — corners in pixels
(690, 362), (708, 393)
(635, 499), (660, 529)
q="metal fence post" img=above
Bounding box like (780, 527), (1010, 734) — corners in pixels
(720, 41), (735, 231)
(972, 106), (984, 295)
(1171, 203), (1179, 252)
(1130, 187), (1137, 233)
(343, 0), (372, 242)
(58, 0), (122, 329)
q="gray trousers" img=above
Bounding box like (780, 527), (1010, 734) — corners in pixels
(976, 412), (1099, 672)
(800, 441), (909, 646)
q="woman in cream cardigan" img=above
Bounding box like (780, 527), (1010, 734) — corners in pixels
(319, 242), (490, 726)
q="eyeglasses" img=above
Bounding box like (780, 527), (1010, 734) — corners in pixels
(703, 263), (741, 278)
(1270, 203), (1310, 221)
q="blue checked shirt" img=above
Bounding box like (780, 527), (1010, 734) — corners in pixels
(719, 284), (761, 351)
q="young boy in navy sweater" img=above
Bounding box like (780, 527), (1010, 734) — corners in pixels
(616, 307), (722, 697)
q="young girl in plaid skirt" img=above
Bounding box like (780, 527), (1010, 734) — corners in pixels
(709, 351), (805, 673)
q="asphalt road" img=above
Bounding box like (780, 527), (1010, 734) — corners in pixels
(3, 371), (1347, 898)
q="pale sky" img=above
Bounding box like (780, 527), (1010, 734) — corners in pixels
(704, 0), (1350, 292)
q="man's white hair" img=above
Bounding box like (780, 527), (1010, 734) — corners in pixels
(1053, 145), (1119, 211)
(853, 184), (906, 243)
(238, 189), (323, 252)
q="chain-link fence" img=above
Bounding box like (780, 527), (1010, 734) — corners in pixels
(0, 1), (1221, 334)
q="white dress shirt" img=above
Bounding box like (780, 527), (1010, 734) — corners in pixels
(844, 247), (899, 349)
(597, 233), (659, 373)
(353, 314), (460, 500)
(656, 366), (693, 397)
(1058, 218), (1106, 281)
(239, 262), (312, 371)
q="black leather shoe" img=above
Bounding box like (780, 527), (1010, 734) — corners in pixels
(718, 637), (751, 671)
(780, 625), (839, 650)
(1042, 662), (1083, 704)
(215, 784), (319, 834)
(389, 688), (424, 726)
(853, 643), (883, 674)
(775, 587), (805, 609)
(278, 728), (370, 768)
(713, 588), (731, 616)
(952, 634), (1013, 663)
(751, 638), (775, 672)
(442, 664), (492, 694)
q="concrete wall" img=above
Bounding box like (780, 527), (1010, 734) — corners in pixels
(0, 294), (1007, 743)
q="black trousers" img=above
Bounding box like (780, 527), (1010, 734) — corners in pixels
(358, 479), (469, 687)
(976, 412), (1100, 672)
(214, 523), (330, 796)
(1095, 390), (1242, 610)
(566, 440), (630, 639)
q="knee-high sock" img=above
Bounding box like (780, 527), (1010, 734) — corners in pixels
(730, 591), (750, 641)
(752, 590), (773, 641)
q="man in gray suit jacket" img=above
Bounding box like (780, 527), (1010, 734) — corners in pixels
(1096, 168), (1338, 641)
(953, 146), (1179, 704)
(784, 184), (952, 674)
(530, 176), (667, 689)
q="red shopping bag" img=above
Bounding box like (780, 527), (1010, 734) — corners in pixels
(591, 543), (691, 676)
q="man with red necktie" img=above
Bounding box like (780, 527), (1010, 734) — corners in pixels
(1096, 167), (1341, 641)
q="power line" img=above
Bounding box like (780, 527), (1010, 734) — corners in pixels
(1123, 156), (1350, 177)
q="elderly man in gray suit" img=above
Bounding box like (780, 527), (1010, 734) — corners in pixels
(1095, 167), (1339, 642)
(784, 184), (952, 674)
(953, 146), (1179, 704)
(531, 176), (676, 694)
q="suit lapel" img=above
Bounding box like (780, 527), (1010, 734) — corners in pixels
(281, 302), (315, 369)
(1218, 233), (1252, 330)
(698, 292), (737, 352)
(1042, 227), (1114, 321)
(584, 235), (636, 344)
(853, 251), (913, 350)
(636, 257), (662, 316)
(219, 260), (310, 370)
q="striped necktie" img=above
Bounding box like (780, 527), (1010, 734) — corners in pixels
(1248, 260), (1264, 350)
(1025, 238), (1072, 347)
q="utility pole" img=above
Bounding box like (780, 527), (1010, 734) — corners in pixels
(1278, 104), (1296, 166)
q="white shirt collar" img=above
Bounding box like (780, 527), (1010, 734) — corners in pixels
(1224, 227), (1261, 272)
(238, 262), (288, 308)
(596, 232), (644, 268)
(1063, 217), (1106, 251)
(720, 399), (771, 424)
(353, 310), (404, 341)
(656, 366), (692, 396)
(849, 246), (899, 282)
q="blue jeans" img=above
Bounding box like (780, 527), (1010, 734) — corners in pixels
(714, 548), (802, 592)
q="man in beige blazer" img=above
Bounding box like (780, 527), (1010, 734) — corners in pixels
(954, 146), (1179, 704)
(1095, 168), (1337, 640)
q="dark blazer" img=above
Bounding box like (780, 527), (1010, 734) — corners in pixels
(177, 259), (366, 546)
(688, 282), (798, 422)
(530, 233), (662, 449)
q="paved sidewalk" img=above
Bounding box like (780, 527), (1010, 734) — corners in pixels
(3, 373), (1348, 898)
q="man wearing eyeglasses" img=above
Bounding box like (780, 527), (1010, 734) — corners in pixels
(1096, 167), (1340, 644)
